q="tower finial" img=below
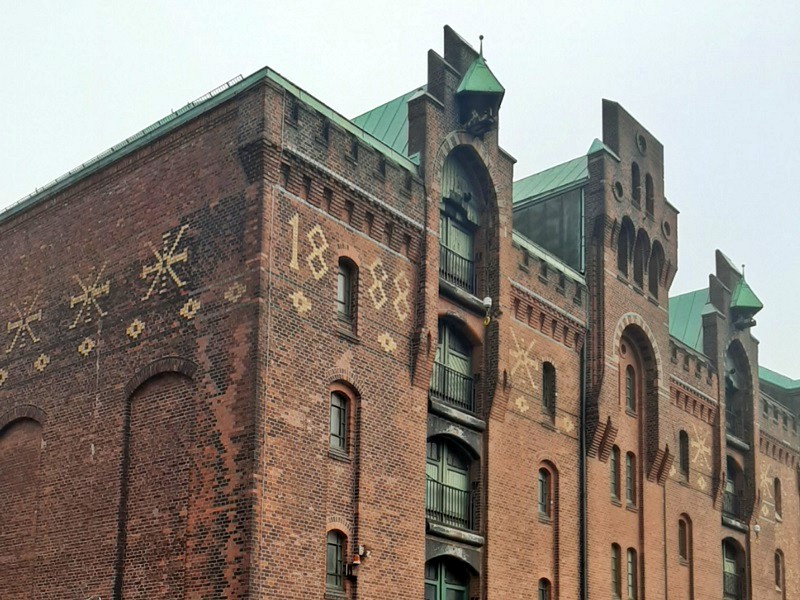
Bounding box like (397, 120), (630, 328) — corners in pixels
(742, 264), (746, 277)
(479, 35), (484, 57)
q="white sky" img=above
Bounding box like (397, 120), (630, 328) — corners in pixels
(1, 1), (798, 378)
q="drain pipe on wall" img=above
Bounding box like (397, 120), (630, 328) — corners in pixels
(579, 292), (589, 600)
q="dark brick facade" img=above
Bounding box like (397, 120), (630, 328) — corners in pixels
(0, 25), (796, 600)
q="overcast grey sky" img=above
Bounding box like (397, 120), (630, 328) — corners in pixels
(1, 1), (798, 377)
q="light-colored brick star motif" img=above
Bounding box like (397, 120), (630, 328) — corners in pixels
(378, 332), (397, 354)
(127, 318), (145, 340)
(759, 464), (773, 500)
(141, 224), (189, 301)
(559, 416), (575, 434)
(68, 263), (110, 329)
(6, 292), (43, 354)
(289, 291), (312, 315)
(77, 337), (96, 357)
(690, 423), (711, 470)
(180, 298), (201, 320)
(510, 329), (538, 392)
(34, 353), (50, 373)
(515, 396), (530, 413)
(761, 503), (770, 517)
(669, 464), (677, 478)
(696, 474), (707, 491)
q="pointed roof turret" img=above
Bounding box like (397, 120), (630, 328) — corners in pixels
(455, 36), (505, 134)
(730, 273), (763, 314)
(456, 40), (505, 98)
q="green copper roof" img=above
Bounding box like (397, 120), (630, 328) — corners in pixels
(456, 55), (505, 96)
(353, 86), (426, 157)
(3, 67), (418, 227)
(669, 288), (710, 353)
(759, 366), (800, 391)
(730, 276), (763, 314)
(513, 156), (588, 205)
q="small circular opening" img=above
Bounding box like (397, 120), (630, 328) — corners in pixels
(614, 181), (624, 200)
(662, 221), (672, 238)
(637, 134), (647, 154)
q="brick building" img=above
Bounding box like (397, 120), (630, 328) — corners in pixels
(0, 25), (796, 600)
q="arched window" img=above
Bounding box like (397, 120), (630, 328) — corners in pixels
(723, 539), (744, 599)
(610, 445), (621, 500)
(611, 544), (622, 598)
(645, 173), (654, 215)
(632, 229), (650, 288)
(439, 150), (483, 294)
(337, 258), (357, 328)
(678, 519), (688, 561)
(679, 430), (690, 478)
(426, 438), (474, 531)
(538, 467), (552, 519)
(431, 320), (474, 412)
(626, 452), (637, 507)
(632, 163), (641, 206)
(625, 365), (636, 413)
(775, 550), (785, 595)
(648, 241), (664, 298)
(617, 218), (635, 277)
(542, 362), (556, 416)
(326, 530), (346, 590)
(774, 478), (782, 518)
(425, 558), (470, 600)
(329, 392), (349, 453)
(538, 578), (552, 600)
(627, 548), (638, 600)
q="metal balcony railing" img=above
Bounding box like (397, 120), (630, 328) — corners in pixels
(723, 491), (743, 520)
(425, 477), (475, 531)
(439, 245), (476, 294)
(723, 570), (744, 599)
(726, 409), (746, 441)
(429, 362), (475, 413)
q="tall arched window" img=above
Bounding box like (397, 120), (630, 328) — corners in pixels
(617, 218), (635, 277)
(538, 578), (552, 600)
(426, 438), (474, 531)
(775, 550), (785, 596)
(538, 467), (552, 519)
(648, 241), (664, 298)
(610, 445), (621, 500)
(774, 478), (782, 518)
(329, 392), (349, 453)
(542, 362), (556, 416)
(625, 365), (636, 413)
(678, 518), (688, 561)
(723, 539), (744, 599)
(645, 173), (654, 215)
(431, 320), (474, 412)
(632, 229), (650, 288)
(325, 530), (346, 590)
(679, 430), (690, 478)
(337, 257), (357, 329)
(425, 558), (470, 600)
(627, 548), (638, 600)
(632, 162), (641, 206)
(625, 452), (637, 507)
(611, 544), (622, 598)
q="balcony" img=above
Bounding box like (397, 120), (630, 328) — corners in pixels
(723, 570), (744, 599)
(722, 490), (743, 520)
(425, 477), (475, 531)
(429, 362), (474, 413)
(439, 245), (476, 295)
(725, 409), (746, 442)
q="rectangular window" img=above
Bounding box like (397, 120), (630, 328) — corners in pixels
(329, 393), (347, 452)
(611, 544), (621, 598)
(326, 531), (344, 589)
(626, 453), (636, 506)
(627, 548), (638, 599)
(610, 447), (620, 499)
(337, 263), (353, 324)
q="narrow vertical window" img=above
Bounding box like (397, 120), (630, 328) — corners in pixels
(775, 551), (784, 593)
(610, 445), (621, 500)
(678, 519), (688, 560)
(774, 478), (782, 518)
(542, 362), (556, 415)
(631, 162), (641, 206)
(329, 392), (347, 453)
(538, 468), (551, 518)
(611, 544), (622, 598)
(626, 452), (636, 506)
(625, 366), (636, 412)
(645, 173), (654, 215)
(679, 430), (689, 477)
(627, 548), (638, 600)
(538, 578), (552, 600)
(325, 530), (345, 590)
(336, 258), (357, 328)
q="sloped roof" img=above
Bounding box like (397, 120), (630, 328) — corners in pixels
(759, 366), (800, 391)
(352, 86), (426, 157)
(456, 55), (505, 95)
(668, 288), (710, 353)
(513, 155), (588, 205)
(731, 276), (763, 313)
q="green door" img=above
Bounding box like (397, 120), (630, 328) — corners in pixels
(426, 439), (470, 528)
(425, 559), (468, 600)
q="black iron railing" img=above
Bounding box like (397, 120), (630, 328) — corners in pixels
(425, 477), (475, 531)
(723, 490), (742, 520)
(439, 245), (476, 294)
(723, 570), (744, 599)
(726, 409), (746, 441)
(429, 362), (474, 413)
